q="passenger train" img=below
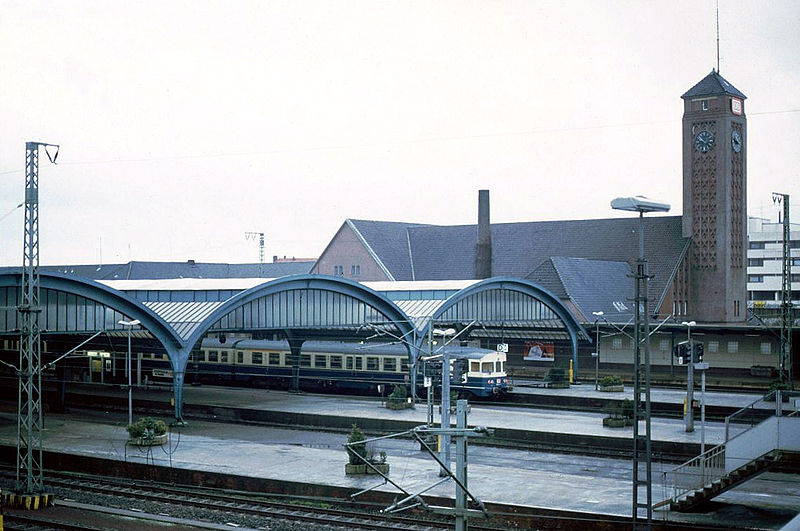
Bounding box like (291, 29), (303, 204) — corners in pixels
(142, 338), (512, 398)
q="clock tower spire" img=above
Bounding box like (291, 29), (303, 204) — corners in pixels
(681, 70), (747, 322)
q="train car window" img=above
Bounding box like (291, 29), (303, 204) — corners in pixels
(495, 361), (501, 372)
(383, 358), (396, 372)
(470, 361), (479, 373)
(501, 361), (506, 372)
(220, 351), (229, 363)
(366, 357), (379, 371)
(269, 352), (281, 366)
(400, 358), (409, 373)
(355, 357), (363, 370)
(346, 356), (354, 370)
(237, 351), (244, 364)
(481, 362), (493, 373)
(208, 351), (219, 362)
(252, 352), (263, 365)
(300, 354), (311, 367)
(330, 355), (343, 369)
(313, 355), (327, 368)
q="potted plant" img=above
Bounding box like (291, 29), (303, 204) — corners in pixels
(385, 385), (413, 410)
(366, 449), (390, 475)
(602, 399), (634, 428)
(126, 417), (168, 446)
(345, 424), (367, 474)
(766, 380), (792, 402)
(545, 367), (569, 389)
(598, 375), (624, 392)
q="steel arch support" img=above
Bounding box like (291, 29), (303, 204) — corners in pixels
(424, 277), (589, 379)
(183, 275), (414, 350)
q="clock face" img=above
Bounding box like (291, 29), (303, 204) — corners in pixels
(731, 130), (742, 153)
(695, 130), (715, 153)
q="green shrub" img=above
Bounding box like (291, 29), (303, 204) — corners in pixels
(126, 417), (167, 439)
(599, 375), (622, 387)
(769, 380), (792, 392)
(620, 398), (634, 420)
(545, 367), (567, 383)
(388, 385), (407, 401)
(346, 424), (367, 465)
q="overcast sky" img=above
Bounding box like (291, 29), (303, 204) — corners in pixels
(1, 1), (798, 266)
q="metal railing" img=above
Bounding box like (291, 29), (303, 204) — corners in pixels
(668, 389), (799, 505)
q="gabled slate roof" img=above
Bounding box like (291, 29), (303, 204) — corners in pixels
(1, 260), (313, 281)
(682, 70), (746, 100)
(348, 220), (433, 281)
(536, 257), (635, 323)
(346, 216), (690, 318)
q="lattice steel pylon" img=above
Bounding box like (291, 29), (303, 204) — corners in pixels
(245, 231), (265, 277)
(16, 141), (58, 499)
(773, 193), (793, 384)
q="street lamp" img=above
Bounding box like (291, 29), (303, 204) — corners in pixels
(611, 194), (670, 529)
(681, 320), (696, 433)
(118, 319), (140, 426)
(433, 327), (457, 476)
(591, 311), (604, 391)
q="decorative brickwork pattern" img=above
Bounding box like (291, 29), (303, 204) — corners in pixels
(691, 121), (717, 268)
(730, 122), (744, 268)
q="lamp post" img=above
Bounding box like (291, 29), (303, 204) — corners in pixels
(118, 319), (140, 426)
(681, 320), (696, 433)
(591, 311), (604, 391)
(434, 327), (457, 476)
(611, 194), (670, 531)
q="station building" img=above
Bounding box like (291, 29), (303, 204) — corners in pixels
(311, 70), (798, 383)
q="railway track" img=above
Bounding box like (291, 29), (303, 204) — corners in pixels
(1, 469), (506, 531)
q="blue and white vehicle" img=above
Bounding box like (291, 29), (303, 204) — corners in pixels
(143, 338), (512, 398)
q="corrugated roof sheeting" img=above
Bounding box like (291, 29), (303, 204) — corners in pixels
(144, 301), (223, 340)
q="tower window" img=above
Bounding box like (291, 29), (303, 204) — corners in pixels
(701, 101), (709, 111)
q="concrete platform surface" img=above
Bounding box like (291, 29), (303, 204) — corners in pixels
(1, 384), (798, 530)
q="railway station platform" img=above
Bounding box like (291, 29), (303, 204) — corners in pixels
(1, 383), (799, 530)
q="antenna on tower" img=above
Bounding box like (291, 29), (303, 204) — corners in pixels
(245, 231), (265, 277)
(716, 0), (720, 72)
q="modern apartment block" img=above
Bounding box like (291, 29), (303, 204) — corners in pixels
(747, 216), (800, 304)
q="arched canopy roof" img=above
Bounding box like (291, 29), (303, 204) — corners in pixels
(423, 278), (589, 376)
(0, 270), (183, 351)
(428, 277), (589, 339)
(183, 274), (416, 351)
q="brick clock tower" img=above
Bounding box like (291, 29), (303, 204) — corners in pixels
(682, 70), (747, 322)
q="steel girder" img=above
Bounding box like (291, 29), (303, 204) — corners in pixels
(422, 277), (589, 378)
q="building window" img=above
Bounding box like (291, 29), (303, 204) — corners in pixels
(727, 341), (739, 354)
(708, 341), (719, 353)
(612, 337), (623, 350)
(333, 265), (344, 276)
(350, 264), (361, 276)
(760, 342), (772, 355)
(748, 258), (764, 267)
(659, 339), (670, 352)
(748, 275), (764, 283)
(748, 242), (765, 250)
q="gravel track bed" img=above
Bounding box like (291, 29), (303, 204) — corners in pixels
(49, 484), (367, 530)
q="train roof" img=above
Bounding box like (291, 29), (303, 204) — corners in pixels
(200, 338), (498, 359)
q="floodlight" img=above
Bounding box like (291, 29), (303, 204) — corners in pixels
(611, 195), (670, 213)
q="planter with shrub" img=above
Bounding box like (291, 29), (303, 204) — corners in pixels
(126, 417), (168, 446)
(385, 385), (413, 410)
(602, 399), (634, 428)
(598, 375), (624, 392)
(545, 367), (570, 389)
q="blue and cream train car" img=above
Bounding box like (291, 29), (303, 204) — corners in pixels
(143, 338), (512, 398)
